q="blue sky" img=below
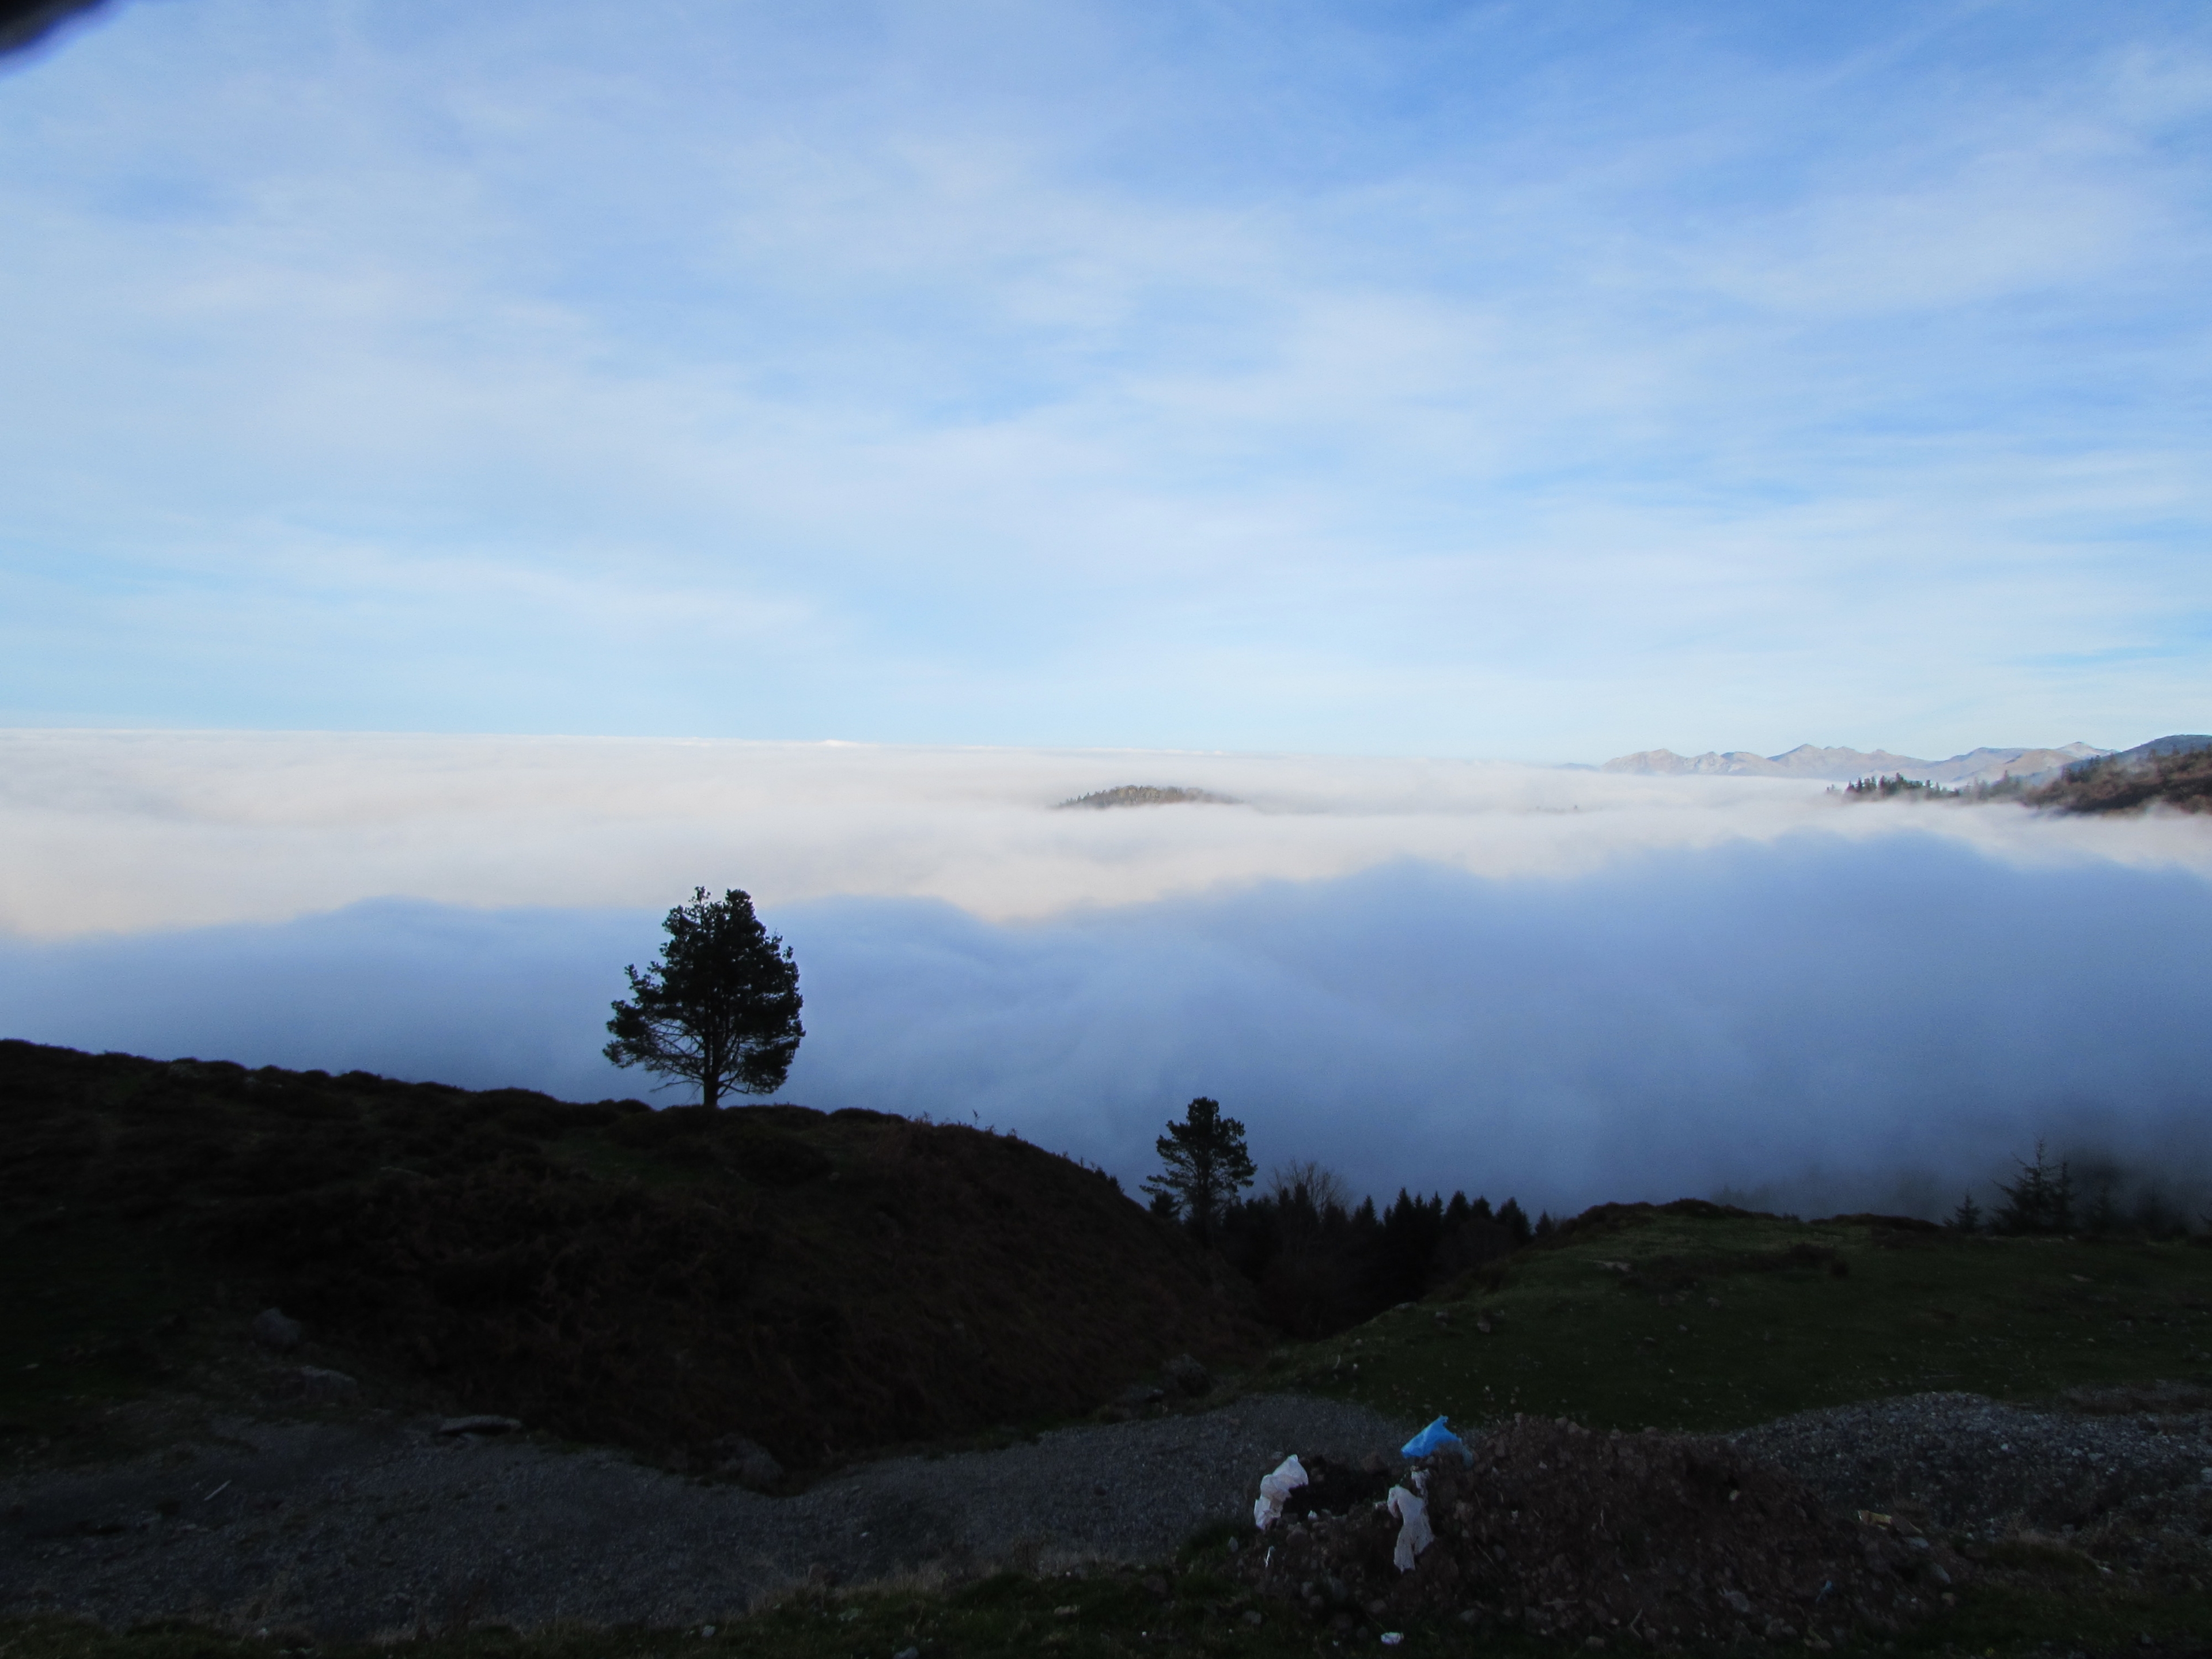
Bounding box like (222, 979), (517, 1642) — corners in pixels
(3, 0), (2209, 759)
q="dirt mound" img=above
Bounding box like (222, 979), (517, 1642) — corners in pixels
(1533, 1198), (1768, 1248)
(1234, 1416), (1966, 1649)
(0, 1041), (1264, 1470)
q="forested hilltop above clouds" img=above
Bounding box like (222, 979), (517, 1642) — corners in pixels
(2027, 736), (2212, 816)
(1602, 741), (2109, 785)
(1604, 734), (2212, 812)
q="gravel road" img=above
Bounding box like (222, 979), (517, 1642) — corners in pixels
(1733, 1389), (2212, 1539)
(10, 1388), (2212, 1638)
(0, 1397), (1411, 1638)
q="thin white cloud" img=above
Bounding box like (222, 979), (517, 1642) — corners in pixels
(1, 1), (2207, 753)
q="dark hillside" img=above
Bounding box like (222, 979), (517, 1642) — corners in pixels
(0, 1041), (1262, 1469)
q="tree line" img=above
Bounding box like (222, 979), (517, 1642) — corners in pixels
(1141, 1096), (1547, 1337)
(1948, 1139), (2196, 1240)
(1831, 772), (1961, 801)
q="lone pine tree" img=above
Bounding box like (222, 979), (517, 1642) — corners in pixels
(1994, 1139), (2075, 1236)
(605, 887), (804, 1108)
(1143, 1096), (1255, 1247)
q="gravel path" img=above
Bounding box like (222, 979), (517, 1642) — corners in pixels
(1734, 1390), (2212, 1539)
(14, 1389), (2212, 1639)
(0, 1397), (1410, 1638)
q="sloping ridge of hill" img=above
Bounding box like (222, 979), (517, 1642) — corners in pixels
(2029, 733), (2212, 815)
(1603, 740), (2108, 785)
(0, 1040), (1263, 1471)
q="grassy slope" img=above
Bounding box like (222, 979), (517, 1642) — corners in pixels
(1233, 1203), (2212, 1656)
(12, 1058), (2212, 1656)
(0, 1040), (1262, 1469)
(1268, 1202), (2212, 1433)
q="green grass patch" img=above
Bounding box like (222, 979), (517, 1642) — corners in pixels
(1906, 1581), (2212, 1656)
(1266, 1206), (2212, 1431)
(7, 1573), (2212, 1659)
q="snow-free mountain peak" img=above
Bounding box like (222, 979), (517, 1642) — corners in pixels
(1601, 743), (2111, 786)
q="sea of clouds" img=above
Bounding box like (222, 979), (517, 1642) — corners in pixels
(3, 729), (2209, 1219)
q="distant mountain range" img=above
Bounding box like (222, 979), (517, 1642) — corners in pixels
(2101, 734), (2212, 764)
(1601, 742), (2111, 786)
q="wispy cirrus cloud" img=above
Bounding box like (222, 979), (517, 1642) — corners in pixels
(1, 1), (2207, 753)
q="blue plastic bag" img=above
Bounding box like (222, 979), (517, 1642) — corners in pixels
(1400, 1414), (1472, 1464)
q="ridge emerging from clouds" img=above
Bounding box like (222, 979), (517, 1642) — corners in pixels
(3, 729), (2208, 940)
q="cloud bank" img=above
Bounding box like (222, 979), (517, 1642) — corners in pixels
(5, 824), (2207, 1221)
(6, 729), (2209, 938)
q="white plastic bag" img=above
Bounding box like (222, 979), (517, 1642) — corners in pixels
(1386, 1484), (1433, 1571)
(1251, 1454), (1309, 1531)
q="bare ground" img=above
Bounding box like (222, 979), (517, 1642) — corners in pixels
(0, 1396), (1411, 1638)
(9, 1389), (2212, 1641)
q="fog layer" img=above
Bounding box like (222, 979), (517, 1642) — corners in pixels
(5, 834), (2206, 1219)
(4, 729), (2207, 938)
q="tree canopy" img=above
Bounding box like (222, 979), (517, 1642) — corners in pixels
(1993, 1140), (2075, 1235)
(1142, 1096), (1255, 1245)
(605, 887), (803, 1108)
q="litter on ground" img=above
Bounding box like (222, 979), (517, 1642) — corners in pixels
(1385, 1482), (1433, 1571)
(1400, 1415), (1472, 1464)
(1234, 1415), (1965, 1647)
(1252, 1454), (1309, 1531)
